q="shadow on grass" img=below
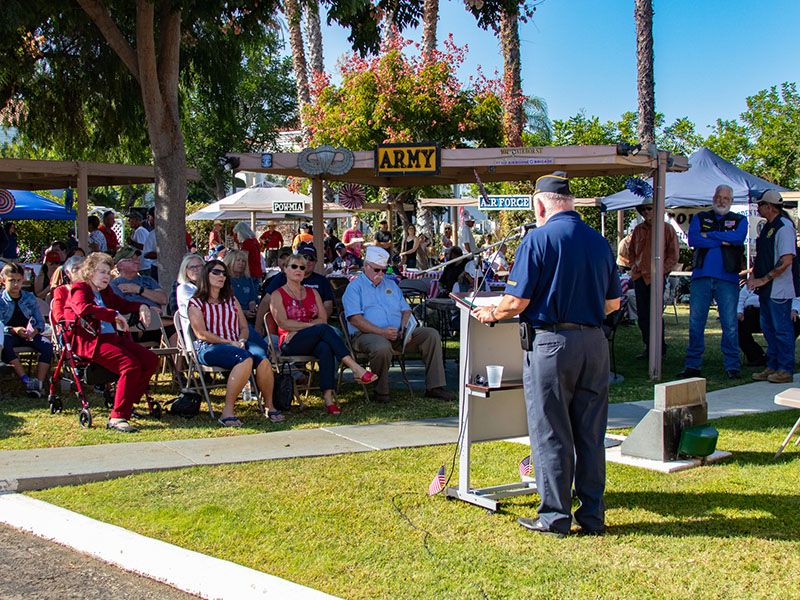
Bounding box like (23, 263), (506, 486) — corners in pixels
(0, 414), (25, 441)
(605, 490), (800, 540)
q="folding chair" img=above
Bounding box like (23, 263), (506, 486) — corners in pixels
(262, 311), (317, 403)
(173, 312), (261, 418)
(774, 388), (800, 459)
(337, 311), (413, 400)
(132, 308), (182, 390)
(603, 308), (627, 380)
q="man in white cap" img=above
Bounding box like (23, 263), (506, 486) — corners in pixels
(459, 210), (477, 254)
(748, 189), (797, 383)
(343, 246), (452, 402)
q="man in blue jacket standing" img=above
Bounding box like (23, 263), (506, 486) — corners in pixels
(679, 184), (747, 379)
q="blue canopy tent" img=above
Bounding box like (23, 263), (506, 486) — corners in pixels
(0, 189), (76, 220)
(601, 148), (788, 211)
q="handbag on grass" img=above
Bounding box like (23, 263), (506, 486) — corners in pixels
(272, 364), (295, 412)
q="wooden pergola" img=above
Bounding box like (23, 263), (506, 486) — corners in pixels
(0, 158), (199, 249)
(232, 144), (689, 379)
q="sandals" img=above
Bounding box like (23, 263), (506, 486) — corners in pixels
(106, 419), (138, 433)
(325, 403), (341, 416)
(267, 410), (286, 423)
(356, 370), (378, 385)
(218, 416), (243, 428)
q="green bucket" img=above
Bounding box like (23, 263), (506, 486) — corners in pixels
(678, 425), (718, 457)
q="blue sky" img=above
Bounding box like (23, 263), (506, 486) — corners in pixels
(313, 0), (800, 136)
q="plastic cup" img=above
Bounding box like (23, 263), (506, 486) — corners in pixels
(486, 365), (504, 388)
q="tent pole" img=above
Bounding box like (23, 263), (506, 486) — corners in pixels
(311, 177), (324, 272)
(77, 162), (88, 250)
(648, 151), (668, 381)
(617, 209), (625, 245)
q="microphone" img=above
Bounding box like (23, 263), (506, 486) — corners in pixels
(519, 222), (537, 233)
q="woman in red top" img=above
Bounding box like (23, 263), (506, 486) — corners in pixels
(233, 221), (263, 279)
(188, 260), (282, 426)
(66, 252), (159, 433)
(270, 254), (375, 415)
(208, 220), (224, 253)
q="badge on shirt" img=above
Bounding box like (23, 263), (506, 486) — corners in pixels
(767, 228), (775, 238)
(725, 220), (735, 227)
(507, 279), (517, 287)
(386, 288), (393, 295)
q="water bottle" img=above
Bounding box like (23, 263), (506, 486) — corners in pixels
(242, 382), (252, 402)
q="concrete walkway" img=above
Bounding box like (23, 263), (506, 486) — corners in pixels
(1, 374), (798, 492)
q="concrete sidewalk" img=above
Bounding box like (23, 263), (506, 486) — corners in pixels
(1, 375), (797, 492)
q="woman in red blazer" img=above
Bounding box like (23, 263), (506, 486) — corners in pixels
(66, 252), (159, 433)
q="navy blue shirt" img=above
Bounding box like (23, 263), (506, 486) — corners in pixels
(505, 211), (621, 327)
(265, 271), (334, 303)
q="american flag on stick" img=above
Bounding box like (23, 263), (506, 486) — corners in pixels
(428, 465), (446, 496)
(519, 455), (532, 478)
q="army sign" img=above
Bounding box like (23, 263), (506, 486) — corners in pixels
(375, 143), (440, 176)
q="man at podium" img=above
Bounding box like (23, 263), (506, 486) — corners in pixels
(474, 172), (621, 537)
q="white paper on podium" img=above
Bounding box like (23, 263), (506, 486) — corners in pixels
(451, 293), (505, 311)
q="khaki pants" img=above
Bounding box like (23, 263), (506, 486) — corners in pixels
(353, 326), (445, 395)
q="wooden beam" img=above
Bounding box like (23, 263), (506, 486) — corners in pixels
(311, 178), (324, 273)
(77, 163), (88, 251)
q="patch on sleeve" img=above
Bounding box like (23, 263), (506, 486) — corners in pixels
(507, 279), (517, 287)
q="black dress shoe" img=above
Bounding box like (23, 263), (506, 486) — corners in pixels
(726, 370), (741, 380)
(676, 367), (702, 379)
(517, 518), (566, 538)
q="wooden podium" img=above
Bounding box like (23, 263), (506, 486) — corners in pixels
(445, 293), (537, 512)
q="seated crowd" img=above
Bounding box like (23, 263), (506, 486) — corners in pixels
(0, 214), (471, 433)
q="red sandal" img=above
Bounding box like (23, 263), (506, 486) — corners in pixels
(357, 370), (378, 385)
(326, 403), (341, 415)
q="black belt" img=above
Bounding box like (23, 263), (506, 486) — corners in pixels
(535, 322), (599, 332)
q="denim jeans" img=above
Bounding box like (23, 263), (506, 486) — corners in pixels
(685, 277), (739, 371)
(760, 297), (795, 374)
(281, 324), (349, 392)
(195, 341), (261, 369)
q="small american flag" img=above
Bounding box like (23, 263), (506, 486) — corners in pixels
(519, 455), (532, 478)
(428, 465), (446, 496)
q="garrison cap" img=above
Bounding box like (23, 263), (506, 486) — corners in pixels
(534, 171), (571, 196)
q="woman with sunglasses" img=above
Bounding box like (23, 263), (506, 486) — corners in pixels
(188, 260), (283, 426)
(270, 254), (376, 415)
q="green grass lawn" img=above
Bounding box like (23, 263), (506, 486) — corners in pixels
(0, 304), (792, 450)
(30, 411), (800, 599)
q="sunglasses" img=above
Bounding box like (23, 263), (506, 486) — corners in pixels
(209, 268), (227, 277)
(368, 264), (387, 274)
(288, 264), (307, 271)
(757, 201), (769, 207)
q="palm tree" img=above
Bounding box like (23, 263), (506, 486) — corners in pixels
(635, 0), (655, 145)
(284, 0), (310, 128)
(499, 3), (523, 147)
(304, 0), (324, 76)
(421, 0), (439, 61)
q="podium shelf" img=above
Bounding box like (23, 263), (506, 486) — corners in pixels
(465, 380), (524, 397)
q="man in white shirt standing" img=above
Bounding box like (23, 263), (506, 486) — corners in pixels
(459, 210), (477, 255)
(127, 211), (152, 276)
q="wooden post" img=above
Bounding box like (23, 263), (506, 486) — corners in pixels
(648, 150), (668, 381)
(311, 177), (324, 273)
(77, 162), (88, 251)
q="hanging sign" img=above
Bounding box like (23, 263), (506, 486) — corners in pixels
(375, 142), (440, 176)
(272, 201), (306, 213)
(479, 195), (532, 211)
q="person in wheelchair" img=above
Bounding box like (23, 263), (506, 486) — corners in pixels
(0, 263), (54, 397)
(51, 255), (85, 325)
(187, 260), (283, 427)
(66, 252), (159, 433)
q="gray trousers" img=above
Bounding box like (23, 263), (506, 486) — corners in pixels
(352, 327), (445, 395)
(522, 328), (609, 533)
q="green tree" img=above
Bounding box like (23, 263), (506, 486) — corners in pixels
(706, 82), (800, 188)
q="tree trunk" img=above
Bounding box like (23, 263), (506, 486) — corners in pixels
(421, 0), (439, 61)
(304, 0), (324, 77)
(285, 0), (310, 129)
(635, 0), (655, 145)
(500, 5), (523, 147)
(78, 0), (187, 284)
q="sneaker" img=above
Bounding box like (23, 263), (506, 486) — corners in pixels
(767, 370), (793, 384)
(25, 378), (42, 398)
(752, 368), (776, 381)
(676, 368), (702, 379)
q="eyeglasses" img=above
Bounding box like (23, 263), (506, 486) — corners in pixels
(368, 264), (387, 274)
(757, 201), (769, 207)
(187, 264), (202, 271)
(288, 264), (306, 271)
(641, 206), (654, 212)
(209, 268), (227, 277)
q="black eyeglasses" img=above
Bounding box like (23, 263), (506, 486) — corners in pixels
(368, 264), (387, 273)
(209, 268), (227, 277)
(288, 264), (307, 271)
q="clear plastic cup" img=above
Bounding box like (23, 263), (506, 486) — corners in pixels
(486, 365), (504, 388)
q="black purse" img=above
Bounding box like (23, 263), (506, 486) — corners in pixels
(165, 390), (202, 418)
(272, 364), (295, 412)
